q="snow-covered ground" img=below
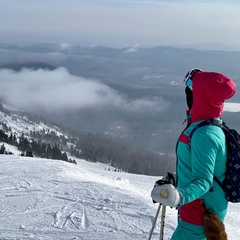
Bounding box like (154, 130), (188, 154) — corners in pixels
(0, 103), (66, 138)
(0, 144), (240, 240)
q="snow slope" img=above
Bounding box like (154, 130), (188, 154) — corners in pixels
(0, 144), (240, 240)
(0, 104), (65, 138)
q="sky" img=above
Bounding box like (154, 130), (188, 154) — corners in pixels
(1, 0), (240, 50)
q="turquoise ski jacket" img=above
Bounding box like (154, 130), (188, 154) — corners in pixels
(176, 72), (236, 226)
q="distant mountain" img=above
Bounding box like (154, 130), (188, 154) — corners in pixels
(0, 62), (57, 71)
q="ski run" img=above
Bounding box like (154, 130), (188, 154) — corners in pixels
(0, 143), (239, 240)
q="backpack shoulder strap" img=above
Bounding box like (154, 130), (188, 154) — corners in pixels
(213, 175), (225, 189)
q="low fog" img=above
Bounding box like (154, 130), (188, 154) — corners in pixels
(0, 68), (169, 114)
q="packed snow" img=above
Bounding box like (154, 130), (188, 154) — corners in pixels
(0, 143), (239, 240)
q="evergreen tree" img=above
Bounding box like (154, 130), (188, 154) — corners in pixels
(0, 144), (5, 154)
(51, 145), (62, 160)
(61, 152), (68, 161)
(26, 151), (33, 157)
(0, 129), (8, 142)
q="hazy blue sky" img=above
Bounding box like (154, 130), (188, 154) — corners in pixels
(1, 0), (240, 50)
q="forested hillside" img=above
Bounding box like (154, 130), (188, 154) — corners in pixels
(0, 103), (175, 175)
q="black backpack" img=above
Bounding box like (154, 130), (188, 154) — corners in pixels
(189, 119), (240, 203)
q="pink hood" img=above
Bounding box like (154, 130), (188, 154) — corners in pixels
(191, 72), (236, 122)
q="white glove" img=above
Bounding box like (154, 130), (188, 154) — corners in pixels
(151, 183), (181, 207)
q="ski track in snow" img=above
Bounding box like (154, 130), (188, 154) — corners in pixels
(0, 151), (239, 239)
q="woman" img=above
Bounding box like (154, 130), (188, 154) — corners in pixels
(151, 69), (236, 240)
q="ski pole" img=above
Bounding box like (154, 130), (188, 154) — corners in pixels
(159, 205), (166, 240)
(148, 203), (162, 240)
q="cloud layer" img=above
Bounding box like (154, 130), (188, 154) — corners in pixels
(0, 68), (167, 113)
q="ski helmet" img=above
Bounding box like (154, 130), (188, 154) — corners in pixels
(183, 68), (203, 90)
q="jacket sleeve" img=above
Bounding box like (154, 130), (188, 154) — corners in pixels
(177, 127), (223, 206)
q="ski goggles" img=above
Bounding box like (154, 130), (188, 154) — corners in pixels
(184, 77), (193, 90)
(183, 68), (203, 90)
